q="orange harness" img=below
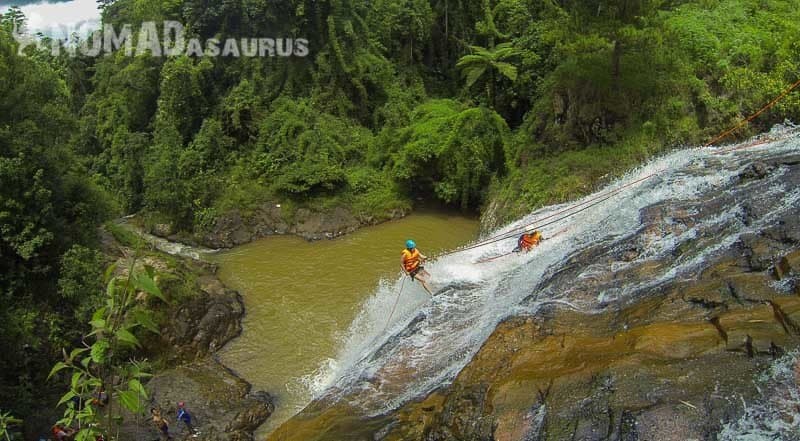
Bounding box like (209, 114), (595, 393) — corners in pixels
(401, 248), (421, 272)
(519, 232), (542, 251)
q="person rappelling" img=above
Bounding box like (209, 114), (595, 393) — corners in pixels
(514, 229), (543, 253)
(474, 227), (560, 264)
(401, 239), (434, 295)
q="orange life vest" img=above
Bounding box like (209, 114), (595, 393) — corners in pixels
(519, 232), (542, 250)
(401, 248), (421, 272)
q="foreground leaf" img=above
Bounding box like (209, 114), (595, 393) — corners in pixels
(115, 328), (140, 348)
(128, 379), (148, 399)
(48, 362), (69, 380)
(118, 390), (143, 413)
(133, 273), (165, 302)
(91, 340), (110, 364)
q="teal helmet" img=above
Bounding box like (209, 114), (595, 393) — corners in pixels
(406, 239), (416, 249)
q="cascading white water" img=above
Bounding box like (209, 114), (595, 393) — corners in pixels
(718, 351), (800, 440)
(303, 125), (800, 418)
(115, 219), (218, 260)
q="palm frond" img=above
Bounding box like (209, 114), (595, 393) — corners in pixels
(491, 43), (520, 61)
(463, 65), (488, 88)
(467, 44), (493, 58)
(493, 62), (518, 82)
(456, 54), (487, 68)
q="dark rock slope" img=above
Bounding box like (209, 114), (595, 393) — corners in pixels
(160, 274), (245, 362)
(151, 204), (409, 248)
(101, 237), (273, 441)
(143, 360), (274, 441)
(267, 149), (800, 440)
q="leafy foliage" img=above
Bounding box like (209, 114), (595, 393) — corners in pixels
(61, 0), (800, 234)
(251, 98), (373, 196)
(0, 410), (22, 441)
(457, 42), (519, 108)
(0, 16), (113, 416)
(49, 261), (165, 440)
(389, 100), (510, 209)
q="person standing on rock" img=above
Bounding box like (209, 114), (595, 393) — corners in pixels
(401, 240), (434, 295)
(151, 408), (173, 441)
(176, 401), (199, 437)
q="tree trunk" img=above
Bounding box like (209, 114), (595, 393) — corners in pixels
(489, 69), (496, 109)
(612, 39), (622, 90)
(445, 0), (448, 40)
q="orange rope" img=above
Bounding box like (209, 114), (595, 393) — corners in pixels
(706, 78), (800, 148)
(439, 78), (800, 259)
(713, 126), (800, 155)
(439, 173), (659, 258)
(437, 171), (661, 258)
(717, 137), (772, 153)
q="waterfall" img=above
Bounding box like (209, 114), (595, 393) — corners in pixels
(302, 124), (800, 417)
(719, 351), (800, 440)
(113, 219), (218, 260)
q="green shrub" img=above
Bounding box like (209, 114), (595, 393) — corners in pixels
(388, 99), (510, 209)
(490, 131), (659, 225)
(252, 98), (374, 197)
(347, 167), (410, 217)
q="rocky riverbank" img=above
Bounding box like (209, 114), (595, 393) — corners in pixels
(122, 359), (274, 441)
(268, 247), (800, 441)
(266, 146), (800, 440)
(101, 229), (275, 441)
(148, 203), (409, 249)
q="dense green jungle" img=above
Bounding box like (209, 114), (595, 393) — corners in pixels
(1, 0), (799, 438)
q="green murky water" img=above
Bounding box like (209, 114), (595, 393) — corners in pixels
(210, 212), (479, 434)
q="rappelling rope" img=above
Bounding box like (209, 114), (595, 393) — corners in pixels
(435, 77), (800, 259)
(711, 125), (800, 155)
(474, 227), (570, 264)
(436, 171), (660, 258)
(384, 275), (406, 332)
(707, 78), (800, 150)
(436, 174), (656, 258)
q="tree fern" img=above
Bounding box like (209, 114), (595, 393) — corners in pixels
(457, 42), (520, 107)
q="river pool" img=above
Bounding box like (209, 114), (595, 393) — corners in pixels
(210, 212), (479, 434)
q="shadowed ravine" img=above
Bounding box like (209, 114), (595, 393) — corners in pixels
(268, 126), (800, 440)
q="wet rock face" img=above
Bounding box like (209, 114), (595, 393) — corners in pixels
(394, 293), (800, 440)
(120, 360), (274, 441)
(199, 204), (408, 248)
(160, 275), (245, 362)
(266, 149), (800, 441)
(738, 161), (773, 181)
(389, 160), (800, 441)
